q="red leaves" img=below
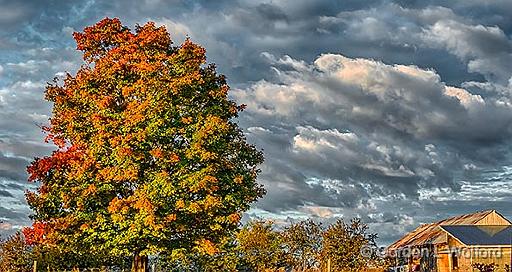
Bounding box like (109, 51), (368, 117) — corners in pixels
(27, 145), (83, 182)
(73, 17), (133, 62)
(22, 222), (48, 246)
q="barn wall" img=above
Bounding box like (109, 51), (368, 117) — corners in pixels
(471, 247), (511, 271)
(437, 236), (512, 272)
(436, 252), (450, 272)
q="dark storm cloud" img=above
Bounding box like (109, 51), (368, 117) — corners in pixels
(1, 0), (512, 244)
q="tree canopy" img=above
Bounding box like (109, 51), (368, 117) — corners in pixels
(24, 17), (264, 268)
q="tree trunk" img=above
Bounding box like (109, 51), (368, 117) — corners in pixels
(131, 253), (149, 272)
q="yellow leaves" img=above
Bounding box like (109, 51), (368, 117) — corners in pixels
(175, 199), (185, 210)
(203, 195), (220, 210)
(188, 202), (201, 214)
(195, 239), (218, 256)
(144, 215), (156, 227)
(98, 166), (116, 181)
(186, 195), (221, 214)
(32, 17), (265, 258)
(209, 223), (222, 231)
(196, 115), (229, 140)
(97, 164), (139, 182)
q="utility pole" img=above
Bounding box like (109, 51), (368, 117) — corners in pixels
(327, 258), (331, 272)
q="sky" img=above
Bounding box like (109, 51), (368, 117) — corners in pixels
(1, 0), (512, 245)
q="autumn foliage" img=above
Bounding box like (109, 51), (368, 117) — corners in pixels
(24, 17), (264, 266)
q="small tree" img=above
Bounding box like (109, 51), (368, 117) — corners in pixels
(0, 232), (33, 272)
(25, 18), (264, 271)
(236, 221), (284, 271)
(281, 220), (322, 270)
(320, 218), (379, 272)
(156, 236), (239, 272)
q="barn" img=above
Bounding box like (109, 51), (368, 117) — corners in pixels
(387, 210), (512, 272)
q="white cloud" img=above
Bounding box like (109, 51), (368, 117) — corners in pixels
(444, 86), (484, 107)
(152, 18), (192, 44)
(421, 20), (512, 83)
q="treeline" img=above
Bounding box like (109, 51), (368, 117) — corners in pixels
(0, 218), (388, 272)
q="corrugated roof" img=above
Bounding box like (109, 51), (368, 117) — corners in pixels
(388, 210), (500, 250)
(441, 225), (512, 246)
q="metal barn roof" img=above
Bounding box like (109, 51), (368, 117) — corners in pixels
(388, 210), (511, 250)
(441, 225), (512, 246)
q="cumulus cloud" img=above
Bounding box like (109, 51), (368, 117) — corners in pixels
(233, 53), (512, 241)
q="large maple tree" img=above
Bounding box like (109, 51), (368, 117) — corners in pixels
(25, 18), (264, 271)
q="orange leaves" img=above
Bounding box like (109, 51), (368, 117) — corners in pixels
(176, 39), (207, 71)
(169, 153), (180, 163)
(149, 148), (164, 159)
(117, 146), (134, 158)
(234, 174), (244, 184)
(98, 95), (114, 109)
(165, 213), (177, 222)
(80, 223), (89, 231)
(133, 194), (154, 213)
(227, 213), (242, 224)
(83, 184), (97, 196)
(195, 239), (219, 256)
(107, 197), (120, 213)
(121, 86), (135, 97)
(134, 22), (172, 51)
(98, 165), (138, 182)
(181, 116), (193, 124)
(150, 148), (181, 165)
